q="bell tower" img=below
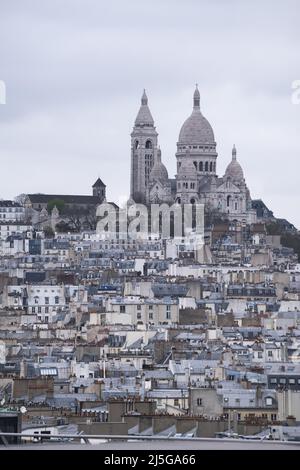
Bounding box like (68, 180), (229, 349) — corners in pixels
(130, 90), (158, 203)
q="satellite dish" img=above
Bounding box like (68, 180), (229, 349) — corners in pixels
(0, 398), (5, 406)
(20, 406), (27, 414)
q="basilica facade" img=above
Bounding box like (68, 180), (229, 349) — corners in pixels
(130, 86), (257, 224)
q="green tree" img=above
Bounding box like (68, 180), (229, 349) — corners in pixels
(44, 226), (54, 238)
(266, 221), (300, 261)
(47, 198), (65, 213)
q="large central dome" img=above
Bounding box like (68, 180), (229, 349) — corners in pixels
(178, 86), (215, 145)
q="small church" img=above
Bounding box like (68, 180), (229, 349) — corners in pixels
(24, 178), (107, 231)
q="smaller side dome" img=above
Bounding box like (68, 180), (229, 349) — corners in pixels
(149, 147), (168, 183)
(224, 145), (244, 182)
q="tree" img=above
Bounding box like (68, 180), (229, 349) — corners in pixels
(266, 220), (300, 261)
(62, 205), (97, 232)
(14, 193), (28, 205)
(44, 226), (54, 238)
(47, 198), (65, 213)
(55, 221), (76, 233)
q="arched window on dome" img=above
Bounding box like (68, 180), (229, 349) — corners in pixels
(210, 162), (213, 172)
(190, 198), (195, 204)
(135, 140), (139, 149)
(199, 162), (203, 171)
(193, 161), (197, 169)
(145, 140), (152, 149)
(227, 195), (231, 208)
(205, 162), (209, 172)
(177, 198), (181, 204)
(213, 162), (216, 172)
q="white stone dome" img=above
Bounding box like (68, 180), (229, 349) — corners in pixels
(224, 145), (244, 182)
(150, 149), (168, 182)
(178, 87), (215, 145)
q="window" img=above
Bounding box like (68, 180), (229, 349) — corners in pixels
(137, 312), (141, 319)
(265, 397), (273, 406)
(174, 398), (179, 406)
(268, 351), (273, 357)
(137, 305), (141, 310)
(38, 307), (41, 313)
(166, 310), (171, 320)
(149, 305), (153, 310)
(289, 378), (295, 384)
(45, 306), (49, 314)
(271, 414), (277, 421)
(270, 378), (277, 384)
(149, 311), (153, 320)
(279, 378), (286, 384)
(205, 162), (208, 172)
(120, 305), (126, 313)
(199, 162), (203, 171)
(145, 140), (152, 149)
(55, 296), (59, 304)
(197, 398), (202, 406)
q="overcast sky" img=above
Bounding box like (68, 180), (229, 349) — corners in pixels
(0, 0), (299, 227)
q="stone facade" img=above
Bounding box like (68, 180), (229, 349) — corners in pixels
(130, 87), (257, 224)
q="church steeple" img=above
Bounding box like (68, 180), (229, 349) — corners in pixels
(130, 89), (158, 202)
(193, 84), (200, 110)
(134, 89), (154, 127)
(141, 89), (148, 105)
(232, 144), (237, 160)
